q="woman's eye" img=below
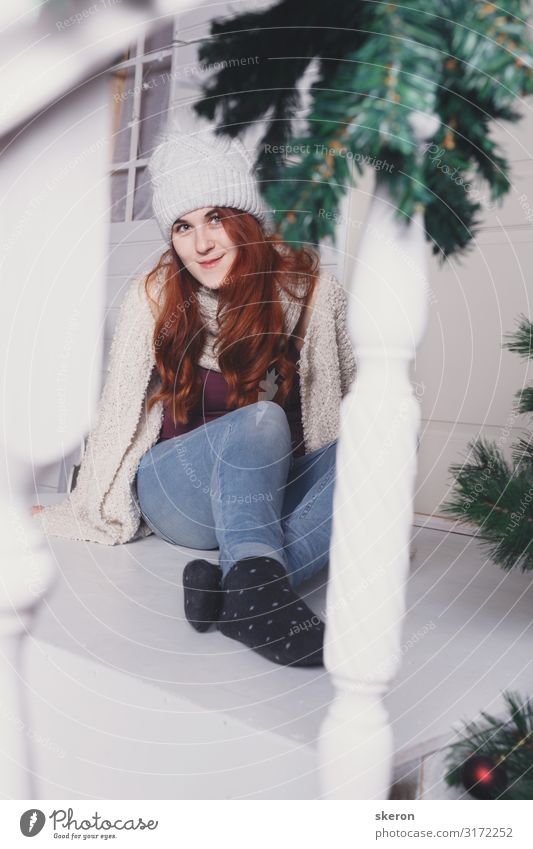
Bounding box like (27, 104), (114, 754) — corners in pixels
(210, 214), (221, 224)
(174, 223), (188, 233)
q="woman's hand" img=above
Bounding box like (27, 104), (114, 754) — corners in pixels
(31, 505), (44, 515)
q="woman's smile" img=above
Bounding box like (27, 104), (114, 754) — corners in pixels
(197, 254), (224, 269)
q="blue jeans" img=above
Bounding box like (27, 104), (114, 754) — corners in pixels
(134, 400), (337, 589)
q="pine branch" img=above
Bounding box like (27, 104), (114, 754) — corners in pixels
(504, 316), (533, 415)
(441, 437), (533, 572)
(444, 690), (533, 800)
(513, 387), (533, 416)
(503, 314), (533, 359)
(192, 0), (533, 257)
(423, 140), (483, 260)
(450, 0), (533, 109)
(512, 434), (533, 468)
(262, 0), (446, 245)
(193, 0), (361, 142)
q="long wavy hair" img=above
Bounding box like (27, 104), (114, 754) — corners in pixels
(144, 207), (320, 425)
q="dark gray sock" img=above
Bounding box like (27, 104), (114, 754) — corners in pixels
(216, 556), (324, 667)
(182, 559), (223, 632)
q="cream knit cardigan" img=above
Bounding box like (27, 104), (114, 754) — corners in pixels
(36, 266), (356, 546)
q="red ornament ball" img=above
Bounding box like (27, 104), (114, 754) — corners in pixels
(461, 754), (508, 799)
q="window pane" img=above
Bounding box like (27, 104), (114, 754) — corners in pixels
(110, 66), (135, 164)
(138, 56), (172, 160)
(110, 171), (128, 222)
(144, 20), (174, 56)
(133, 167), (153, 221)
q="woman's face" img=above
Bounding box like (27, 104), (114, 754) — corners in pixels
(171, 207), (238, 290)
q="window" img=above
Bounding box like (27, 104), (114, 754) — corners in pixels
(109, 19), (182, 222)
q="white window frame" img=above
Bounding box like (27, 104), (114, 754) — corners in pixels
(110, 19), (204, 222)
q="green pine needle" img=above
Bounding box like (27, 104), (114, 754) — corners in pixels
(504, 314), (533, 359)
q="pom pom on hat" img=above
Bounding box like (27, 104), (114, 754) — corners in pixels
(148, 122), (272, 241)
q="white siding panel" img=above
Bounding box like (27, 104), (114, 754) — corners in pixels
(414, 419), (529, 518)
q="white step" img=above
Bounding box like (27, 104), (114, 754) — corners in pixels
(23, 640), (318, 799)
(27, 494), (533, 798)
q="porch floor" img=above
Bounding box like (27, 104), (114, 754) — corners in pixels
(27, 494), (533, 799)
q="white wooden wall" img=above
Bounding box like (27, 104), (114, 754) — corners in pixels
(343, 110), (533, 520)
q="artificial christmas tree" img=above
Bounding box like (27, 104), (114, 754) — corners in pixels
(445, 690), (533, 799)
(193, 0), (533, 258)
(441, 315), (533, 573)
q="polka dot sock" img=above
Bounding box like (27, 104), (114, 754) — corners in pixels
(182, 559), (223, 633)
(216, 556), (324, 667)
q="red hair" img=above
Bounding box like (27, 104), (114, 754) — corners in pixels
(144, 207), (320, 425)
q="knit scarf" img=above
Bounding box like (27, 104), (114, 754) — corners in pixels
(194, 279), (307, 372)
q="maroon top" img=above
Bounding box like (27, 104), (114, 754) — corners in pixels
(157, 338), (305, 457)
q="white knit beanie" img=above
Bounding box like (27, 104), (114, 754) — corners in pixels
(148, 127), (273, 242)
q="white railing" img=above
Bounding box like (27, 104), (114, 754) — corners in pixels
(0, 1), (189, 800)
(1, 1), (437, 798)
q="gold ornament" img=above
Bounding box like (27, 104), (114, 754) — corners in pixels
(443, 131), (455, 150)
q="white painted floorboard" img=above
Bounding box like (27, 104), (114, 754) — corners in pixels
(26, 494), (533, 798)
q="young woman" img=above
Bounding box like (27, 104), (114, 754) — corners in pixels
(33, 129), (356, 669)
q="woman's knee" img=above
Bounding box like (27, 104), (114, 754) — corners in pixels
(155, 516), (218, 550)
(177, 527), (219, 550)
(234, 401), (291, 456)
(242, 400), (290, 436)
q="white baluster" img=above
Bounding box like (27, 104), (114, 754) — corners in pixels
(0, 0), (202, 801)
(318, 113), (440, 799)
(0, 471), (57, 798)
(0, 75), (111, 797)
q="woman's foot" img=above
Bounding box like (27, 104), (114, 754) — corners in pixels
(216, 556), (324, 667)
(182, 559), (223, 632)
